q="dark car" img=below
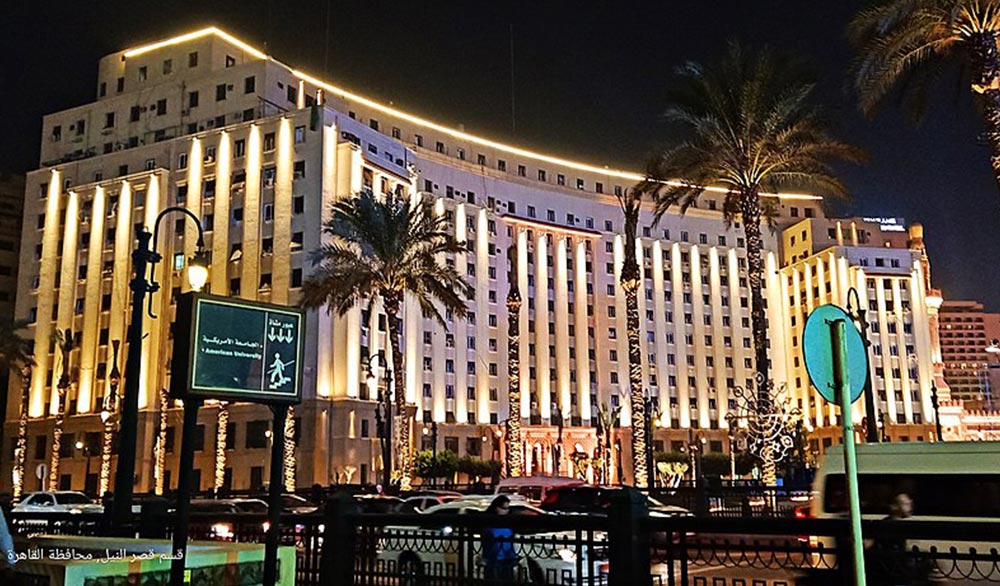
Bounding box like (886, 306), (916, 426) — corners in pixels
(354, 495), (404, 513)
(540, 486), (692, 546)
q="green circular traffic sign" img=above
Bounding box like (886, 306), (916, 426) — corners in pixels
(802, 304), (868, 404)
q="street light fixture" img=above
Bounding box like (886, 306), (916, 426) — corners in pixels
(111, 206), (207, 533)
(365, 351), (393, 489)
(846, 287), (879, 444)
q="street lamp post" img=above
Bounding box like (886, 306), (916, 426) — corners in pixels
(366, 352), (393, 490)
(846, 287), (879, 443)
(113, 206), (208, 534)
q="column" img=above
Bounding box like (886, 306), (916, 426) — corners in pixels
(183, 138), (203, 292)
(241, 126), (262, 301)
(573, 240), (591, 424)
(651, 241), (670, 427)
(670, 243), (689, 428)
(106, 181), (134, 404)
(53, 189), (80, 413)
(535, 233), (551, 421)
(454, 203), (468, 423)
(210, 133), (232, 295)
(475, 209), (490, 425)
(139, 175), (162, 409)
(271, 118), (293, 303)
(689, 246), (709, 428)
(77, 186), (107, 413)
(553, 237), (571, 420)
(30, 171), (62, 417)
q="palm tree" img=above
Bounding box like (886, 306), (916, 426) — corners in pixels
(617, 188), (649, 488)
(49, 328), (76, 491)
(301, 189), (469, 491)
(642, 43), (863, 482)
(504, 245), (524, 477)
(849, 0), (1000, 201)
(0, 319), (34, 499)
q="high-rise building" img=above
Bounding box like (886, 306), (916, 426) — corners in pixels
(3, 28), (940, 492)
(939, 300), (1000, 407)
(779, 218), (942, 448)
(0, 172), (24, 320)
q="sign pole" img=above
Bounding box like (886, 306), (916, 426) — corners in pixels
(263, 403), (288, 586)
(830, 319), (867, 586)
(170, 397), (203, 586)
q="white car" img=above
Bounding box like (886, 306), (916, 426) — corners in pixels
(14, 491), (103, 514)
(374, 499), (608, 585)
(396, 494), (460, 513)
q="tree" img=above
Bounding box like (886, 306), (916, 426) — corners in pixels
(642, 43), (863, 482)
(0, 319), (34, 499)
(849, 0), (1000, 202)
(301, 189), (468, 491)
(617, 188), (648, 488)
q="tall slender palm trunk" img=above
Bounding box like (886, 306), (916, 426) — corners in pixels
(740, 192), (776, 484)
(620, 197), (648, 488)
(283, 406), (296, 491)
(49, 381), (68, 491)
(384, 294), (412, 491)
(971, 32), (1000, 213)
(505, 245), (524, 477)
(13, 369), (30, 499)
(154, 387), (169, 495)
(213, 403), (230, 493)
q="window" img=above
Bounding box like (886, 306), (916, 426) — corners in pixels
(264, 132), (276, 152)
(287, 84), (298, 103)
(138, 66), (147, 81)
(155, 99), (167, 116)
(216, 84), (227, 101)
(104, 112), (115, 128)
(188, 51), (199, 67)
(244, 76), (256, 94)
(163, 58), (173, 75)
(294, 125), (306, 144)
(245, 421), (269, 449)
(293, 196), (305, 214)
(234, 139), (246, 158)
(576, 178), (585, 190)
(75, 119), (85, 135)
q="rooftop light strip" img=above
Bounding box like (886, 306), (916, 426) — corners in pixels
(125, 28), (822, 202)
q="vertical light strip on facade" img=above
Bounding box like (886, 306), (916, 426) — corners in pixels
(184, 138), (203, 292)
(242, 126), (262, 301)
(690, 245), (709, 429)
(670, 243), (689, 428)
(77, 186), (107, 413)
(30, 172), (63, 417)
(573, 240), (590, 423)
(651, 240), (671, 427)
(139, 175), (161, 410)
(106, 181), (134, 407)
(211, 133), (232, 295)
(708, 247), (727, 426)
(516, 229), (529, 419)
(535, 232), (551, 422)
(554, 237), (571, 421)
(271, 118), (293, 303)
(54, 190), (79, 414)
(475, 208), (490, 425)
(316, 125), (337, 398)
(454, 202), (468, 424)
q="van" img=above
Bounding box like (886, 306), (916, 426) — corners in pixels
(494, 475), (585, 503)
(813, 441), (1000, 521)
(811, 441), (1000, 579)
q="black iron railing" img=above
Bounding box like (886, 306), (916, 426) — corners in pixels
(9, 500), (1000, 586)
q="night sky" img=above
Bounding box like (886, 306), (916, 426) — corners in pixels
(3, 1), (997, 308)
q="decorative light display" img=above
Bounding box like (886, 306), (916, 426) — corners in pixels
(618, 188), (648, 489)
(214, 403), (229, 493)
(98, 340), (121, 497)
(729, 373), (802, 483)
(505, 244), (524, 477)
(12, 366), (31, 499)
(153, 387), (170, 495)
(283, 406), (296, 492)
(49, 329), (74, 491)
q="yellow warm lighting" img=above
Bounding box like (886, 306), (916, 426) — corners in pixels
(123, 27), (267, 60)
(124, 27), (823, 202)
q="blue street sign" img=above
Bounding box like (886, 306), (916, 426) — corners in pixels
(802, 304), (868, 404)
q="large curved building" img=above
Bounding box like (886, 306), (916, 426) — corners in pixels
(4, 28), (939, 492)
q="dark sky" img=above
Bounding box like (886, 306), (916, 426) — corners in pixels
(3, 1), (997, 308)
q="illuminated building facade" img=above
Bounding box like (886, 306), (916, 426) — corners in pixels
(939, 300), (1000, 407)
(3, 28), (941, 492)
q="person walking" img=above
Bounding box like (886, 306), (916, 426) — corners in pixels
(482, 495), (518, 582)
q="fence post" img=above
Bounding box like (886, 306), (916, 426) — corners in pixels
(319, 492), (359, 586)
(608, 487), (651, 586)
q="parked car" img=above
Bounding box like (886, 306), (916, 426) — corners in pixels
(396, 494), (460, 513)
(354, 495), (403, 514)
(13, 491), (103, 514)
(494, 475), (585, 503)
(539, 485), (691, 518)
(374, 498), (608, 585)
(282, 494), (319, 514)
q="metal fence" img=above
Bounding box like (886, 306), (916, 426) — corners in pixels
(10, 500), (1000, 586)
